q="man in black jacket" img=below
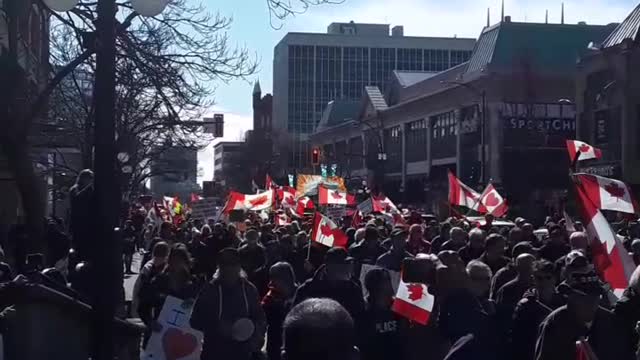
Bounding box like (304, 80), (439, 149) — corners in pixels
(293, 248), (365, 325)
(535, 268), (634, 360)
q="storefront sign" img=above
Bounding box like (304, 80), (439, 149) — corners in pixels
(579, 163), (621, 178)
(506, 118), (575, 132)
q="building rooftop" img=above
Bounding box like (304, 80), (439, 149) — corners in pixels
(601, 3), (640, 48)
(316, 100), (360, 132)
(393, 70), (438, 88)
(466, 20), (617, 75)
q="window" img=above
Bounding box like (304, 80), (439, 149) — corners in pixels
(406, 119), (427, 162)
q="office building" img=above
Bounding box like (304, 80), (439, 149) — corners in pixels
(150, 146), (199, 201)
(273, 22), (476, 169)
(311, 17), (616, 222)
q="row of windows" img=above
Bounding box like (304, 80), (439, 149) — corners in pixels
(431, 111), (458, 139)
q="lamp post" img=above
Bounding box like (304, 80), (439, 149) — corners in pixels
(44, 1), (169, 358)
(441, 80), (487, 184)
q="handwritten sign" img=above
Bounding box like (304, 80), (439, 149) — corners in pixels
(359, 264), (400, 298)
(190, 199), (220, 221)
(326, 205), (347, 221)
(141, 296), (203, 360)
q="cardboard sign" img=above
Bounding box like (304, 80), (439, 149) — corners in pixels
(190, 198), (219, 220)
(326, 205), (347, 220)
(141, 296), (203, 360)
(359, 264), (401, 298)
(357, 198), (374, 215)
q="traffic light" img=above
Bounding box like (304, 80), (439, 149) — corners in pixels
(311, 148), (320, 165)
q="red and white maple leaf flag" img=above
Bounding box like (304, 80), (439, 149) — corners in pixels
(448, 171), (483, 212)
(278, 187), (297, 209)
(392, 278), (435, 325)
(296, 196), (315, 216)
(566, 140), (602, 162)
(575, 181), (636, 297)
(372, 195), (400, 214)
(478, 184), (509, 217)
(223, 190), (274, 212)
(311, 212), (348, 248)
(318, 186), (348, 206)
(574, 173), (639, 214)
(266, 174), (278, 190)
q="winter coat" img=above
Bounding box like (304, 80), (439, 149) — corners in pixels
(190, 277), (266, 360)
(535, 305), (634, 360)
(261, 285), (293, 360)
(293, 265), (365, 324)
(614, 287), (640, 355)
(510, 289), (565, 360)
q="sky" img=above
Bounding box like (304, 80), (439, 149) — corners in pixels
(198, 0), (636, 183)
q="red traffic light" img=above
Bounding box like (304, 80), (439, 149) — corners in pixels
(312, 148), (320, 165)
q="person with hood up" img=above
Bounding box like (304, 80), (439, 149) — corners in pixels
(293, 247), (365, 325)
(190, 247), (266, 360)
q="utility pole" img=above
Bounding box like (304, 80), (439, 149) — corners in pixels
(91, 0), (120, 358)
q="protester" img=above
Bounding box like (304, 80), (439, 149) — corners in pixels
(190, 248), (266, 360)
(441, 227), (468, 252)
(407, 224), (431, 255)
(538, 225), (570, 263)
(489, 241), (534, 299)
(139, 246), (199, 345)
(282, 298), (358, 360)
(376, 228), (413, 271)
(122, 220), (137, 274)
(349, 226), (386, 266)
(511, 260), (565, 360)
(293, 247), (365, 323)
(535, 268), (633, 360)
(458, 228), (485, 265)
(239, 229), (267, 276)
(478, 234), (510, 276)
(262, 262), (297, 360)
(132, 241), (170, 318)
(614, 265), (640, 357)
(495, 253), (535, 340)
(360, 268), (408, 360)
(466, 260), (494, 313)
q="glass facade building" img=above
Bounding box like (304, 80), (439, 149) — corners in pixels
(273, 23), (476, 168)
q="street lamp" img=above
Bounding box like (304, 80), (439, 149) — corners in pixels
(43, 1), (170, 359)
(441, 80), (487, 184)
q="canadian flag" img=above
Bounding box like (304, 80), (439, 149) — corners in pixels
(296, 196), (315, 216)
(266, 174), (277, 190)
(575, 181), (636, 296)
(223, 190), (274, 212)
(478, 184), (509, 217)
(448, 171), (483, 211)
(352, 210), (363, 228)
(190, 193), (203, 202)
(311, 212), (348, 248)
(566, 140), (602, 162)
(574, 173), (639, 214)
(278, 186), (297, 209)
(392, 278), (435, 325)
(372, 195), (400, 214)
(319, 186), (348, 206)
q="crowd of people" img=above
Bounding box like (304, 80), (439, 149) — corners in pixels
(125, 208), (640, 360)
(4, 193), (640, 360)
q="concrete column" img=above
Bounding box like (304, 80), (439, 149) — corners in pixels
(426, 117), (433, 177)
(401, 122), (407, 189)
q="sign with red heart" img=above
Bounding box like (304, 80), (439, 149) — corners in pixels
(483, 192), (501, 207)
(142, 296), (203, 360)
